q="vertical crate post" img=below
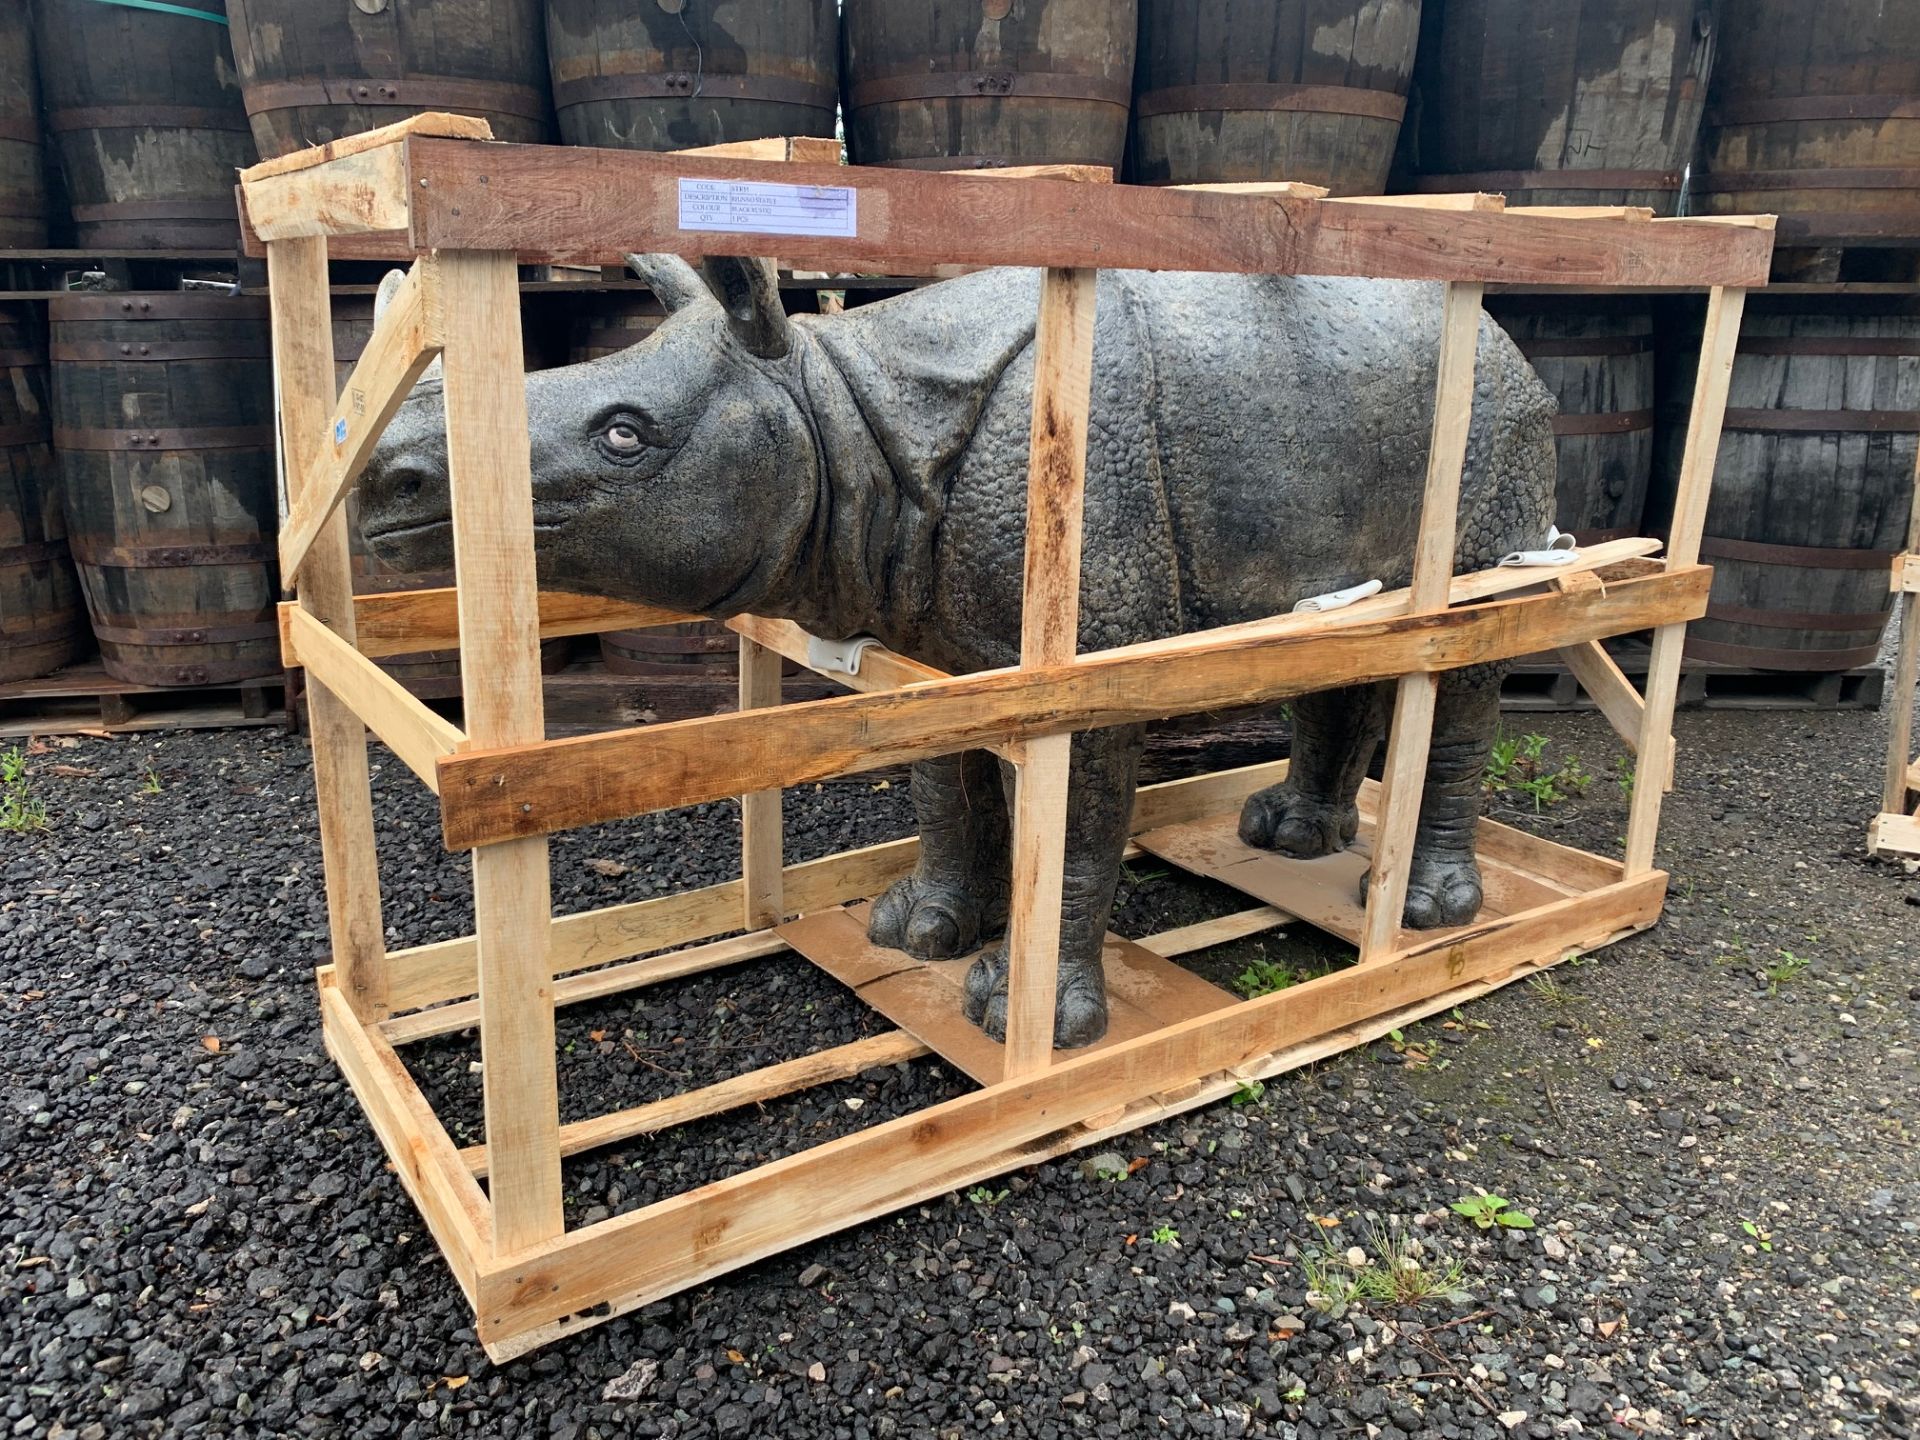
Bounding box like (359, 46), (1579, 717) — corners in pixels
(267, 235), (390, 1022)
(740, 635), (786, 929)
(439, 249), (564, 1254)
(1626, 286), (1748, 877)
(1360, 280), (1485, 960)
(1878, 448), (1920, 831)
(1003, 267), (1098, 1078)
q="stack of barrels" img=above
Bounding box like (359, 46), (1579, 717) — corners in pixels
(0, 8), (46, 249)
(0, 305), (83, 683)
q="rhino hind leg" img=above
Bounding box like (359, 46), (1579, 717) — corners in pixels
(1359, 664), (1505, 928)
(964, 725), (1146, 1049)
(869, 749), (1010, 960)
(1239, 684), (1389, 857)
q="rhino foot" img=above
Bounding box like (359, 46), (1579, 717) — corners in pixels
(962, 944), (1110, 1050)
(1358, 856), (1485, 929)
(868, 875), (1004, 960)
(1238, 782), (1360, 859)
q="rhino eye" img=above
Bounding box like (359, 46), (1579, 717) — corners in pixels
(604, 422), (643, 452)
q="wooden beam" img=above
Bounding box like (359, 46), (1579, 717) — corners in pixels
(280, 257), (444, 584)
(1869, 811), (1920, 858)
(240, 112), (492, 182)
(319, 980), (490, 1302)
(1880, 441), (1920, 825)
(1556, 640), (1648, 753)
(396, 137), (1777, 288)
(470, 872), (1665, 1350)
(739, 635), (785, 931)
(1136, 906), (1291, 956)
(1330, 193), (1504, 211)
(269, 236), (391, 1022)
(1627, 287), (1748, 877)
(1004, 268), (1097, 1077)
(1176, 180), (1330, 198)
(286, 590), (701, 664)
(286, 608), (464, 790)
(1360, 281), (1484, 960)
(967, 164), (1114, 183)
(460, 1031), (929, 1176)
(1896, 554), (1920, 595)
(244, 142), (414, 241)
(680, 136), (843, 165)
(724, 614), (948, 691)
(440, 250), (564, 1257)
(438, 566), (1710, 851)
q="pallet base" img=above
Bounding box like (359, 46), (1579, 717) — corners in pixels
(0, 662), (285, 738)
(1503, 650), (1886, 713)
(319, 772), (1663, 1362)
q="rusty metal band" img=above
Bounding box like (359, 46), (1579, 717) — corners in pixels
(1721, 407), (1920, 434)
(1708, 93), (1920, 126)
(70, 539), (273, 569)
(1736, 336), (1920, 358)
(51, 293), (269, 322)
(848, 71), (1133, 110)
(47, 105), (251, 134)
(1704, 599), (1891, 632)
(1516, 335), (1653, 358)
(1408, 168), (1682, 193)
(54, 425), (272, 452)
(1550, 409), (1654, 436)
(0, 348), (46, 368)
(555, 72), (836, 111)
(0, 422), (50, 448)
(1698, 535), (1900, 571)
(1133, 82), (1406, 123)
(0, 117), (40, 146)
(52, 338), (275, 362)
(1684, 635), (1886, 671)
(69, 200), (240, 222)
(87, 617), (280, 646)
(243, 77), (550, 122)
(0, 539), (64, 567)
(1695, 166), (1920, 192)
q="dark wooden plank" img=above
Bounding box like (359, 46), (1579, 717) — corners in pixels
(398, 137), (1776, 287)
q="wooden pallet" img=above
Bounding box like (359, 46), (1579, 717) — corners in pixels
(1503, 647), (1888, 713)
(242, 115), (1771, 1360)
(0, 660), (284, 738)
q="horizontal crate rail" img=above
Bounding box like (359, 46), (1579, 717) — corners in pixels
(377, 761), (1301, 1019)
(286, 608), (463, 791)
(279, 589), (699, 665)
(433, 565), (1708, 851)
(239, 133), (1775, 288)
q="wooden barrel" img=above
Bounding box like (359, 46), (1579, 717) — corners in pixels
(0, 306), (83, 683)
(1490, 297), (1655, 544)
(567, 293), (669, 363)
(50, 294), (280, 688)
(32, 0), (254, 249)
(842, 0), (1136, 170)
(546, 0), (837, 152)
(0, 7), (47, 248)
(1131, 0), (1419, 193)
(1652, 297), (1920, 672)
(1400, 0), (1717, 212)
(1695, 0), (1920, 245)
(600, 622), (738, 675)
(228, 0), (551, 160)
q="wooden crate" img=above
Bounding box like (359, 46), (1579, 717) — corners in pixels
(1870, 513), (1920, 860)
(241, 116), (1774, 1359)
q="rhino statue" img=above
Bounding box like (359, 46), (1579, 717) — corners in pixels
(359, 255), (1556, 1049)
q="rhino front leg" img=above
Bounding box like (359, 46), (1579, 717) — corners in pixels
(1239, 684), (1389, 857)
(1360, 664), (1504, 928)
(963, 725), (1145, 1050)
(868, 749), (1011, 959)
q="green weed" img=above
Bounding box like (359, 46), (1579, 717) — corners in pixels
(0, 747), (47, 833)
(1303, 1218), (1467, 1311)
(1484, 732), (1591, 811)
(1449, 1193), (1535, 1231)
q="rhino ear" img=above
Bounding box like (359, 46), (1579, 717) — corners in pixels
(700, 256), (791, 360)
(624, 253), (709, 313)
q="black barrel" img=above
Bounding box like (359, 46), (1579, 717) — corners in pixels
(1653, 296), (1920, 672)
(0, 6), (48, 248)
(51, 295), (279, 687)
(546, 0), (837, 152)
(229, 0), (552, 159)
(1491, 297), (1656, 544)
(32, 0), (254, 249)
(0, 305), (83, 683)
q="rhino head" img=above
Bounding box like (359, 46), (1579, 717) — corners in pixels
(358, 254), (822, 619)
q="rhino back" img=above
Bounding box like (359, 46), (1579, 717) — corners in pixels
(847, 268), (1555, 671)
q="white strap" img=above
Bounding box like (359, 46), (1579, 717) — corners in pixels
(806, 633), (882, 677)
(1293, 579), (1384, 614)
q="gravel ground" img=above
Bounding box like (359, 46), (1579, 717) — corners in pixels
(2, 698), (1917, 1440)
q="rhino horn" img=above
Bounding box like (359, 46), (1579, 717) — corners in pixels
(625, 252), (709, 313)
(700, 255), (791, 360)
(373, 267), (443, 384)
